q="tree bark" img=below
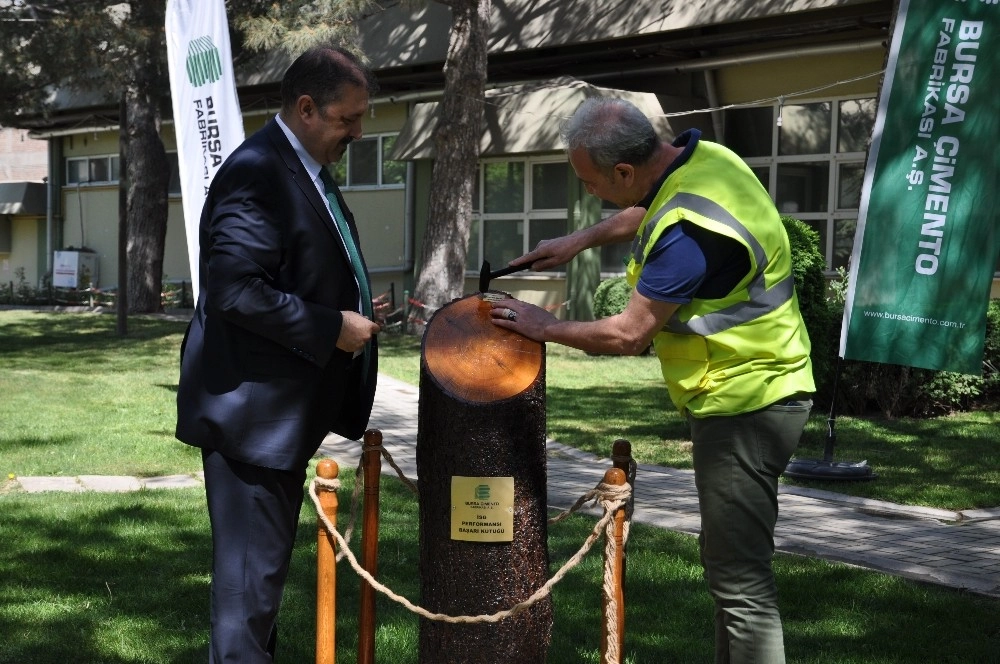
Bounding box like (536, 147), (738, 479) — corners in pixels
(116, 93), (128, 336)
(417, 294), (551, 663)
(413, 0), (491, 316)
(123, 0), (169, 313)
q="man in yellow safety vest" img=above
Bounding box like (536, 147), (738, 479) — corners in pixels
(490, 97), (815, 664)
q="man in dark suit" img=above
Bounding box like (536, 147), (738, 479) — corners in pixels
(175, 45), (380, 663)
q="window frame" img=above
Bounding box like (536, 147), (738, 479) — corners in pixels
(65, 154), (120, 186)
(734, 94), (875, 275)
(466, 155), (571, 275)
(334, 132), (405, 190)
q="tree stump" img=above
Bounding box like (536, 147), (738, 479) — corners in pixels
(417, 293), (551, 663)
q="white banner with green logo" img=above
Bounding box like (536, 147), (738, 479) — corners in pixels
(166, 0), (244, 302)
(841, 0), (1000, 375)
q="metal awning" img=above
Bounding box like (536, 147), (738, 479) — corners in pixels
(0, 181), (46, 215)
(389, 78), (677, 161)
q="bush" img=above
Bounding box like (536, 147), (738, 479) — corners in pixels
(979, 299), (1000, 400)
(592, 276), (631, 319)
(781, 216), (836, 404)
(827, 274), (998, 419)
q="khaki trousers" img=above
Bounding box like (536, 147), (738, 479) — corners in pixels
(689, 399), (811, 664)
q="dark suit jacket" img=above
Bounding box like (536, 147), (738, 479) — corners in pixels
(175, 119), (378, 471)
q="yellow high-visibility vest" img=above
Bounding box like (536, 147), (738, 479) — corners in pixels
(626, 139), (815, 416)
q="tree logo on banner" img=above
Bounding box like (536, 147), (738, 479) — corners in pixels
(185, 36), (223, 87)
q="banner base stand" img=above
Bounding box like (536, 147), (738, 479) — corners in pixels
(784, 458), (877, 482)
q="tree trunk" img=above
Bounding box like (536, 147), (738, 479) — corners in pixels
(417, 294), (551, 663)
(117, 93), (128, 336)
(413, 0), (491, 316)
(123, 0), (169, 314)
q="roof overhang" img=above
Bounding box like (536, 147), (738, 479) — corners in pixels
(0, 181), (47, 216)
(389, 78), (678, 160)
(241, 0), (881, 85)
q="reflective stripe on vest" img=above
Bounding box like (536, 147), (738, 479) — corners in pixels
(628, 191), (794, 337)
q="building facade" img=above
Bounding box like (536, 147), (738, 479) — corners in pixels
(0, 128), (49, 291)
(11, 0), (931, 314)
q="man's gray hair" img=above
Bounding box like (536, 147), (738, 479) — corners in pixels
(560, 98), (658, 174)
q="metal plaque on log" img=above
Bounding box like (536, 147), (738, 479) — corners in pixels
(451, 476), (515, 542)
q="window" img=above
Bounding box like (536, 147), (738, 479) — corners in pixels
(467, 158), (570, 275)
(167, 152), (181, 195)
(598, 199), (630, 273)
(465, 159), (632, 276)
(66, 155), (120, 185)
(724, 97), (876, 272)
(330, 133), (404, 189)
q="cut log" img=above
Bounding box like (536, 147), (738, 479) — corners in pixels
(417, 293), (551, 663)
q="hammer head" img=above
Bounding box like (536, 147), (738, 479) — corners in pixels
(479, 260), (491, 293)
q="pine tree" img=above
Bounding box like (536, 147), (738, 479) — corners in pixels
(412, 0), (492, 318)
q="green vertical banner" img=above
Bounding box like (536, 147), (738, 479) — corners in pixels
(841, 0), (999, 375)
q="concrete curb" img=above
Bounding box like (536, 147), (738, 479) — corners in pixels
(13, 472), (204, 494)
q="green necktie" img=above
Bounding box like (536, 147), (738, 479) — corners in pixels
(319, 168), (373, 319)
(319, 168), (373, 376)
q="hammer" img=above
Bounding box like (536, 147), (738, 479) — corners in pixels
(479, 260), (531, 294)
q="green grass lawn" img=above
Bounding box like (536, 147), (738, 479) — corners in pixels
(0, 311), (200, 478)
(3, 309), (999, 509)
(3, 475), (997, 664)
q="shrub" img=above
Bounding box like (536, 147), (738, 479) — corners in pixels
(828, 273), (996, 419)
(979, 299), (1000, 401)
(592, 276), (631, 319)
(781, 216), (836, 404)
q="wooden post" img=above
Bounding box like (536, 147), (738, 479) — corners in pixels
(417, 293), (551, 663)
(600, 467), (627, 664)
(611, 438), (633, 583)
(612, 439), (633, 485)
(358, 430), (382, 664)
(316, 459), (340, 664)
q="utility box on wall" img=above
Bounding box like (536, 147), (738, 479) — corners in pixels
(53, 250), (99, 289)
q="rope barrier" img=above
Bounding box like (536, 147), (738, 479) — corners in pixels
(350, 441), (622, 531)
(603, 518), (622, 664)
(309, 474), (631, 625)
(372, 444), (420, 496)
(331, 444), (417, 562)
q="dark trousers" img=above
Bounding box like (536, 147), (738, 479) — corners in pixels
(689, 400), (811, 664)
(202, 448), (307, 664)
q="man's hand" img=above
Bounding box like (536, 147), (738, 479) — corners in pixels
(488, 298), (556, 343)
(336, 311), (380, 353)
(508, 205), (646, 272)
(509, 235), (587, 272)
(490, 289), (679, 356)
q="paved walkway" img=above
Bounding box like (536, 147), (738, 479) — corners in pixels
(13, 374), (1000, 599)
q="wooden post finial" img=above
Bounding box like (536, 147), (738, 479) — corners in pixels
(317, 458), (340, 481)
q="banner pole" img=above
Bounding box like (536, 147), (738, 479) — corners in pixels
(822, 357), (843, 463)
(785, 355), (876, 481)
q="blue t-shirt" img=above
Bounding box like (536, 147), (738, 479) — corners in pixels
(635, 130), (750, 304)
